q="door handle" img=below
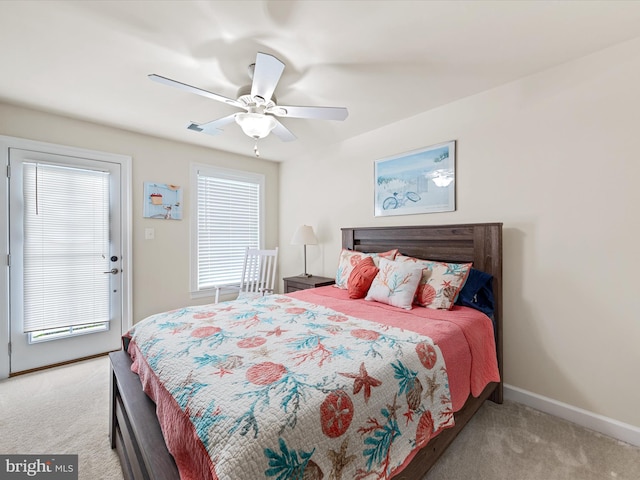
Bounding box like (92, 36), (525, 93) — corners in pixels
(103, 268), (119, 274)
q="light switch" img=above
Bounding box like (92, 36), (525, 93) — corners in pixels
(145, 228), (155, 240)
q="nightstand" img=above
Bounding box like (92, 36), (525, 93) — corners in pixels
(283, 275), (335, 293)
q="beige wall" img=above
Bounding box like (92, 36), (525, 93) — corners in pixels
(279, 38), (640, 428)
(0, 102), (279, 322)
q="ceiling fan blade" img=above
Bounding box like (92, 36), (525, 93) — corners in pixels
(188, 114), (237, 136)
(271, 118), (297, 142)
(269, 105), (349, 121)
(149, 74), (243, 108)
(251, 53), (285, 103)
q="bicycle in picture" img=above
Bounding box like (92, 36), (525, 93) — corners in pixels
(382, 191), (421, 210)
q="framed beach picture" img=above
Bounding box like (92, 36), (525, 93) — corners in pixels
(374, 141), (456, 217)
(143, 182), (183, 220)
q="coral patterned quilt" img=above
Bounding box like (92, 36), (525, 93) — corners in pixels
(127, 294), (454, 480)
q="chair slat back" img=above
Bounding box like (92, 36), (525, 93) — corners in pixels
(239, 247), (279, 297)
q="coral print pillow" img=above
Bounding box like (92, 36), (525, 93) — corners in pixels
(396, 255), (472, 310)
(365, 258), (423, 310)
(347, 256), (379, 299)
(334, 248), (399, 289)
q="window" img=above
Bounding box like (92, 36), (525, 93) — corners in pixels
(22, 162), (111, 334)
(191, 164), (264, 297)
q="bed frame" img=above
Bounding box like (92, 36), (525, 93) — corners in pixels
(109, 222), (503, 480)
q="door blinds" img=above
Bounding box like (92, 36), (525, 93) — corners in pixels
(22, 162), (111, 333)
(196, 171), (261, 290)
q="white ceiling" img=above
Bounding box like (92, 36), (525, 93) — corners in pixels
(2, 0), (640, 162)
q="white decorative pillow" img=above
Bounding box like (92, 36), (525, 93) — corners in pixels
(334, 249), (399, 289)
(396, 255), (472, 310)
(365, 258), (423, 310)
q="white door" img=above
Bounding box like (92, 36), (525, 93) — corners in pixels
(8, 148), (123, 373)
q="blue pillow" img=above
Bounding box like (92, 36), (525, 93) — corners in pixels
(455, 268), (495, 317)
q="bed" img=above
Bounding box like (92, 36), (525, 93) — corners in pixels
(109, 222), (503, 480)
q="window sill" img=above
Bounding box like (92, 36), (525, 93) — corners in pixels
(190, 285), (239, 301)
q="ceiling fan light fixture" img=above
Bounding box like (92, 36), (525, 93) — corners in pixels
(235, 112), (277, 139)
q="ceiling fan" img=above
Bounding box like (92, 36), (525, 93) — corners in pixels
(149, 52), (349, 157)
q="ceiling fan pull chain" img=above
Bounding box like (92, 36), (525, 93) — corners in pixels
(254, 139), (260, 157)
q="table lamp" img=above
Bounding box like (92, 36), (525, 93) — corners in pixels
(290, 225), (317, 277)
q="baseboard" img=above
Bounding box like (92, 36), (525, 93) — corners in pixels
(504, 384), (640, 447)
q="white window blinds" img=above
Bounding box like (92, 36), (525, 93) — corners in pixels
(22, 162), (111, 333)
(196, 168), (263, 291)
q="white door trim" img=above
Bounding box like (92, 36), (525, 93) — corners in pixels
(0, 135), (132, 379)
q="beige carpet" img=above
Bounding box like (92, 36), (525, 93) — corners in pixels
(0, 357), (638, 480)
(0, 356), (122, 480)
(425, 399), (640, 480)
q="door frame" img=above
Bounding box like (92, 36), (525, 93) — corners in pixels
(0, 135), (132, 379)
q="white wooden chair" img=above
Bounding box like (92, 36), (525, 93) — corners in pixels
(237, 247), (279, 301)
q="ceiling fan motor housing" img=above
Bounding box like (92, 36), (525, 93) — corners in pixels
(237, 84), (276, 107)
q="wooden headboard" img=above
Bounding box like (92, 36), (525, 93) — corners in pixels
(341, 222), (503, 402)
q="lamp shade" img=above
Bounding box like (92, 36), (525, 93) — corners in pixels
(291, 225), (317, 245)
